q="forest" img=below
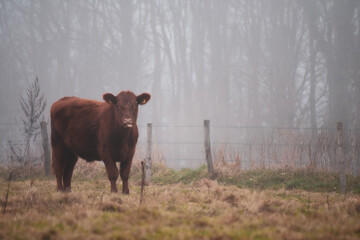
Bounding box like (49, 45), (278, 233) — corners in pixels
(0, 1), (359, 170)
(1, 2), (360, 239)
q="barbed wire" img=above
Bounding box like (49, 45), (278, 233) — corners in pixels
(1, 122), (358, 169)
(137, 141), (337, 147)
(164, 158), (203, 161)
(1, 122), (359, 130)
(136, 124), (360, 131)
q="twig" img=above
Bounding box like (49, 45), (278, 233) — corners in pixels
(140, 161), (145, 207)
(3, 171), (13, 214)
(98, 191), (105, 210)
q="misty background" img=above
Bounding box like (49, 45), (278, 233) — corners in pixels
(0, 1), (359, 170)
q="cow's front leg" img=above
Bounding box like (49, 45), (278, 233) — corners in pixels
(103, 159), (119, 193)
(120, 158), (133, 194)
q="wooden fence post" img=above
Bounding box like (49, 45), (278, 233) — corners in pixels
(204, 120), (214, 174)
(40, 121), (51, 177)
(336, 122), (346, 194)
(145, 123), (152, 185)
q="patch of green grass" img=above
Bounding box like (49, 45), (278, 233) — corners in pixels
(0, 165), (8, 180)
(214, 169), (360, 194)
(151, 165), (360, 194)
(348, 176), (360, 194)
(153, 165), (208, 185)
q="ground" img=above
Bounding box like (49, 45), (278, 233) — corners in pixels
(0, 162), (359, 240)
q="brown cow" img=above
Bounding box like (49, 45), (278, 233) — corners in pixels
(50, 91), (151, 194)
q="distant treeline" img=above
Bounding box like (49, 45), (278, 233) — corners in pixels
(1, 1), (359, 158)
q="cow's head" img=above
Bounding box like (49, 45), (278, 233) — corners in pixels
(103, 91), (151, 128)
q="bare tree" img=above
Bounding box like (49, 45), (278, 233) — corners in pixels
(9, 77), (46, 164)
(1, 0), (360, 170)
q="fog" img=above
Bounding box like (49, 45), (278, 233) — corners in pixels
(1, 1), (359, 169)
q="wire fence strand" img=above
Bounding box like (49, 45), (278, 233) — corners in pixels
(1, 122), (359, 175)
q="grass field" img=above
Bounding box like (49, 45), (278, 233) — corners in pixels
(0, 161), (360, 240)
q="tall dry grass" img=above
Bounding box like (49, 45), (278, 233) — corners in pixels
(212, 128), (359, 176)
(0, 145), (359, 239)
(1, 171), (359, 239)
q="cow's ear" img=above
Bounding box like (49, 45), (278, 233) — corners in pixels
(103, 93), (117, 104)
(137, 93), (151, 105)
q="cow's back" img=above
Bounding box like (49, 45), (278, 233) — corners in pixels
(51, 97), (103, 161)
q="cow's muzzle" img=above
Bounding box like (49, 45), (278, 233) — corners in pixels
(123, 118), (133, 128)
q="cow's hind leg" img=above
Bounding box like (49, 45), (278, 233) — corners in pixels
(62, 153), (78, 192)
(52, 144), (66, 191)
(52, 142), (75, 192)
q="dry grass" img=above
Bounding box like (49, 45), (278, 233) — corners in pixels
(0, 161), (359, 240)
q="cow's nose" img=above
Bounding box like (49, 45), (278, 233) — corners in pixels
(124, 118), (133, 128)
(124, 118), (132, 124)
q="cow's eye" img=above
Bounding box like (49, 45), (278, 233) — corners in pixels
(119, 105), (125, 110)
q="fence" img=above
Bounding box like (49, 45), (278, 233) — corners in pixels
(1, 120), (359, 178)
(0, 121), (51, 177)
(138, 121), (360, 177)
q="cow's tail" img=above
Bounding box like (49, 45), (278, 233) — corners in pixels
(50, 118), (61, 175)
